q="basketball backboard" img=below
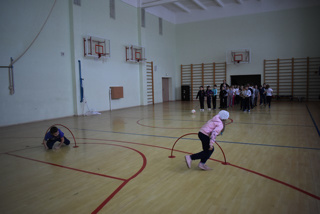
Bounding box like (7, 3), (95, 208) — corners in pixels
(226, 49), (251, 64)
(84, 36), (110, 59)
(125, 45), (146, 63)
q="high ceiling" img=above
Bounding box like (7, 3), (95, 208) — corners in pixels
(141, 0), (256, 11)
(122, 0), (320, 24)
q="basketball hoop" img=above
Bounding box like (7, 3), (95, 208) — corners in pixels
(233, 54), (243, 64)
(95, 44), (104, 59)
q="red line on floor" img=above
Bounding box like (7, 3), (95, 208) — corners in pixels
(92, 180), (129, 214)
(81, 139), (226, 165)
(5, 142), (148, 213)
(136, 118), (233, 129)
(1, 145), (43, 154)
(89, 143), (147, 214)
(81, 137), (320, 201)
(5, 152), (126, 181)
(229, 163), (320, 200)
(136, 119), (201, 129)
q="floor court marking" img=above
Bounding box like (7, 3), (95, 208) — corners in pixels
(3, 137), (320, 214)
(233, 122), (313, 127)
(217, 140), (320, 151)
(81, 138), (320, 201)
(87, 143), (147, 214)
(138, 118), (313, 127)
(0, 145), (43, 155)
(5, 151), (127, 181)
(5, 143), (147, 214)
(136, 118), (233, 129)
(72, 128), (320, 151)
(168, 119), (313, 127)
(306, 104), (320, 137)
(136, 119), (201, 129)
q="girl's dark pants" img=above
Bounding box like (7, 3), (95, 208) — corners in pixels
(190, 132), (214, 164)
(199, 98), (204, 109)
(46, 137), (70, 149)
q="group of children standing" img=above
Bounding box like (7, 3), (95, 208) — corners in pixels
(196, 82), (273, 112)
(196, 85), (218, 111)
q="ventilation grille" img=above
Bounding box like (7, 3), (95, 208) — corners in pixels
(141, 8), (145, 28)
(159, 18), (163, 35)
(73, 0), (81, 6)
(110, 0), (115, 19)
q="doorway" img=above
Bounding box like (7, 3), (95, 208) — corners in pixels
(162, 77), (170, 102)
(231, 75), (261, 86)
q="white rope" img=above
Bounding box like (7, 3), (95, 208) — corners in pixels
(10, 0), (57, 66)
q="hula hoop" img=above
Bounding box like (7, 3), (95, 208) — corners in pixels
(168, 132), (229, 165)
(168, 133), (197, 158)
(43, 124), (79, 148)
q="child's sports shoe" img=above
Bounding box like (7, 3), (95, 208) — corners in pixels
(185, 155), (192, 169)
(198, 163), (212, 170)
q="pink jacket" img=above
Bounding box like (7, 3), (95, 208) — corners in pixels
(199, 115), (224, 146)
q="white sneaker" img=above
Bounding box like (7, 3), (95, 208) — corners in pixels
(185, 155), (192, 169)
(198, 163), (212, 170)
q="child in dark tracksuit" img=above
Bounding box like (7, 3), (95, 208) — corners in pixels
(259, 85), (266, 105)
(206, 86), (213, 110)
(219, 86), (227, 108)
(212, 85), (218, 109)
(196, 86), (206, 112)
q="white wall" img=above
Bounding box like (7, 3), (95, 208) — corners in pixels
(0, 0), (177, 126)
(142, 14), (176, 103)
(175, 6), (320, 99)
(0, 0), (74, 126)
(71, 0), (141, 114)
(2, 0), (318, 126)
(71, 0), (177, 112)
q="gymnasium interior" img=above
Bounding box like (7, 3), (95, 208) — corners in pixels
(0, 0), (319, 213)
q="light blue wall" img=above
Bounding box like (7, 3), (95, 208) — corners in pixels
(71, 0), (141, 114)
(1, 1), (319, 126)
(71, 0), (177, 112)
(0, 0), (177, 126)
(175, 6), (320, 94)
(0, 0), (74, 126)
(142, 14), (176, 103)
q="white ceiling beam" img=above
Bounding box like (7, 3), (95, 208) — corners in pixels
(192, 0), (207, 10)
(235, 0), (243, 4)
(214, 0), (224, 7)
(174, 2), (191, 13)
(141, 0), (178, 8)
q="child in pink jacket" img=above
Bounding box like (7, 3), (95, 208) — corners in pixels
(185, 110), (229, 170)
